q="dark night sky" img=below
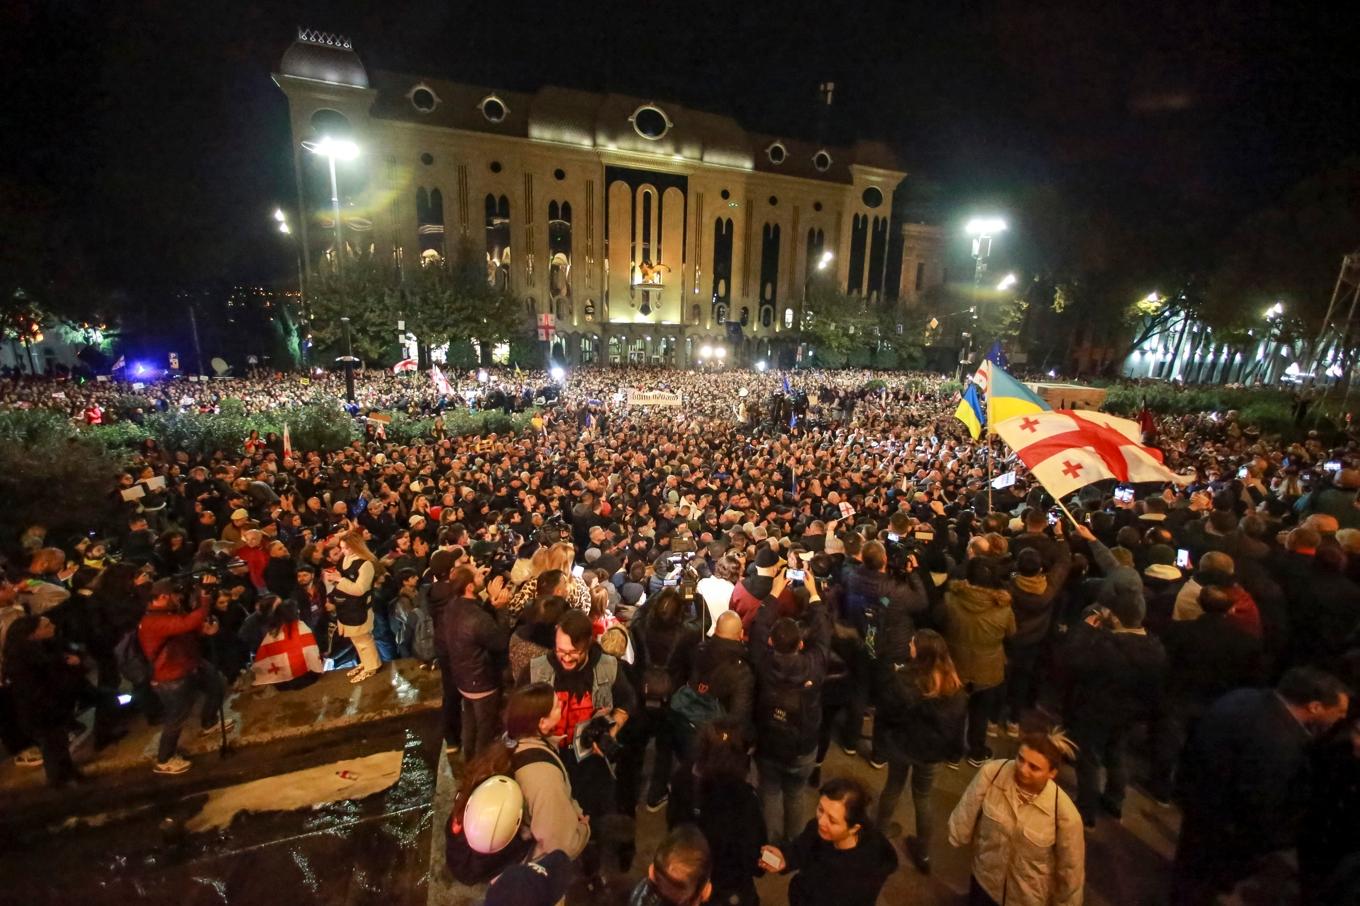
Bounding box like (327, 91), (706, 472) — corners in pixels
(4, 0), (1359, 296)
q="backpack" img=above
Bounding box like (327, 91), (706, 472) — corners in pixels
(115, 627), (153, 686)
(756, 673), (815, 763)
(640, 628), (680, 711)
(443, 745), (560, 884)
(411, 591), (438, 663)
(669, 681), (726, 760)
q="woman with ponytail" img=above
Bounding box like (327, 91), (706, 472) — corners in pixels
(327, 531), (384, 683)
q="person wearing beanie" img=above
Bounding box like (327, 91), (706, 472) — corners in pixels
(1059, 538), (1168, 826)
(1140, 543), (1185, 635)
(730, 545), (784, 632)
(1075, 524), (1148, 628)
(1004, 532), (1072, 735)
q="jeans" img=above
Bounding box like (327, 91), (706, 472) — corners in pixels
(877, 757), (937, 847)
(435, 655), (462, 749)
(371, 601), (399, 662)
(757, 749), (818, 844)
(460, 689), (502, 758)
(1071, 720), (1131, 820)
(153, 665), (225, 763)
(965, 685), (1002, 760)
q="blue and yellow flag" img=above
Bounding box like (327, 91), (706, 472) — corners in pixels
(954, 382), (985, 439)
(977, 360), (1049, 426)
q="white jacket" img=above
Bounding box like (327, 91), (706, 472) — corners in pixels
(948, 759), (1085, 906)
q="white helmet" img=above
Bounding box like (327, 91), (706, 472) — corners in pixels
(463, 775), (524, 854)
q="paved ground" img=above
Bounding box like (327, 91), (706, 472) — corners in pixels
(2, 663), (1299, 905)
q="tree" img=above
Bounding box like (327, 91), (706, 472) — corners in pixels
(305, 256), (400, 363)
(395, 239), (527, 364)
(800, 276), (877, 365)
(0, 411), (120, 546)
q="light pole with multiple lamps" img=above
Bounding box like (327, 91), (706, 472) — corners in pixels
(301, 135), (359, 274)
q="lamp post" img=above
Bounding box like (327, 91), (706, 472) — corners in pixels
(273, 208), (311, 367)
(338, 316), (357, 404)
(962, 217), (1007, 380)
(302, 136), (359, 274)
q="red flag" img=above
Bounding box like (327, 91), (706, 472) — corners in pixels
(282, 423), (293, 459)
(252, 621), (322, 685)
(392, 357), (417, 374)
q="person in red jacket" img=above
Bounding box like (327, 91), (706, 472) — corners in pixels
(138, 578), (233, 775)
(234, 530), (270, 592)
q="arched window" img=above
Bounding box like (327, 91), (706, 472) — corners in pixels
(715, 304), (728, 323)
(761, 307), (773, 328)
(784, 308), (794, 328)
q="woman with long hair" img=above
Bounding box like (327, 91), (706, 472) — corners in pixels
(666, 719), (766, 906)
(873, 628), (967, 873)
(327, 531), (383, 683)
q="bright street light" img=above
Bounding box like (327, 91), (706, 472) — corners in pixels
(699, 345), (713, 359)
(278, 222), (291, 235)
(273, 208), (286, 222)
(549, 366), (565, 382)
(966, 217), (1007, 236)
(714, 347), (726, 359)
(817, 250), (834, 271)
(755, 360), (768, 372)
(1265, 301), (1284, 320)
(996, 273), (1017, 291)
(303, 135), (361, 274)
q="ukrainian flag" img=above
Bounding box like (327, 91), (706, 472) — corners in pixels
(954, 382), (985, 439)
(976, 360), (1050, 425)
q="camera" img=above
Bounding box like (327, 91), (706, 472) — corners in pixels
(574, 714), (621, 766)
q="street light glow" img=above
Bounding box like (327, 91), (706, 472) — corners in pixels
(549, 366), (565, 382)
(966, 217), (1007, 236)
(755, 360), (768, 372)
(273, 208), (286, 222)
(996, 273), (1017, 291)
(817, 250), (835, 271)
(715, 347), (726, 359)
(310, 135), (360, 161)
(699, 345), (713, 359)
(278, 222), (291, 235)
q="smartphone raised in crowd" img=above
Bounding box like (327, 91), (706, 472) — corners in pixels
(1176, 548), (1192, 569)
(785, 568), (806, 582)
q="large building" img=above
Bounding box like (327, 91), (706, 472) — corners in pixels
(273, 29), (944, 366)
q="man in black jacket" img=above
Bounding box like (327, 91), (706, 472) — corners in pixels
(751, 571), (832, 844)
(689, 611), (755, 736)
(1148, 583), (1263, 804)
(439, 565), (511, 756)
(1172, 667), (1350, 905)
(1060, 590), (1167, 827)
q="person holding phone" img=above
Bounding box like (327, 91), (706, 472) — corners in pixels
(759, 777), (897, 906)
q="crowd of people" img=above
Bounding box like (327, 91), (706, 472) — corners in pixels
(1, 363), (1359, 906)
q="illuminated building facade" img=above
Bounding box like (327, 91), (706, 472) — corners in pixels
(274, 29), (943, 365)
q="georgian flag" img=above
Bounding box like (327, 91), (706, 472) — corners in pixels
(392, 358), (417, 374)
(430, 364), (454, 397)
(251, 621), (323, 686)
(282, 423), (293, 459)
(993, 409), (1189, 500)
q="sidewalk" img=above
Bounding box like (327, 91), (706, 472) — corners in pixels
(0, 660), (442, 814)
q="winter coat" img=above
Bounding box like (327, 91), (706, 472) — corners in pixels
(939, 581), (1015, 690)
(1059, 623), (1167, 727)
(688, 635), (756, 736)
(874, 658), (967, 764)
(1161, 613), (1263, 711)
(511, 735), (590, 859)
(440, 595), (508, 695)
(138, 602), (210, 683)
(750, 595), (832, 762)
(1006, 542), (1072, 647)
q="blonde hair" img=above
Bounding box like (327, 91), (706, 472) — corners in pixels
(545, 542), (576, 574)
(340, 531), (386, 581)
(29, 548), (65, 576)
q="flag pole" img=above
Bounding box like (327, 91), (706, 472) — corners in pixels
(1053, 496), (1081, 527)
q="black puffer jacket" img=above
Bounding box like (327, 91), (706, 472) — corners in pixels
(874, 658), (966, 764)
(689, 635), (756, 735)
(1006, 542), (1072, 647)
(1059, 623), (1167, 726)
(750, 595), (831, 763)
(439, 595), (508, 695)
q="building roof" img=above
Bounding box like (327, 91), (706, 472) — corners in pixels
(278, 29), (369, 88)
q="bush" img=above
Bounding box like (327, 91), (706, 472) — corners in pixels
(0, 411), (121, 547)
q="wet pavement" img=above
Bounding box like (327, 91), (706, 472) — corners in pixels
(0, 714), (441, 906)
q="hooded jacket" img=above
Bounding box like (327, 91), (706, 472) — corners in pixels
(1006, 542), (1072, 647)
(939, 581), (1016, 690)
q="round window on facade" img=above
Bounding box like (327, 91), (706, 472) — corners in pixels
(410, 87), (438, 113)
(479, 94), (508, 123)
(420, 153), (434, 166)
(862, 187), (883, 208)
(813, 201), (823, 212)
(489, 161), (503, 174)
(553, 168), (566, 181)
(720, 189), (731, 200)
(813, 150), (832, 172)
(631, 105), (671, 140)
(768, 195), (778, 207)
(767, 142), (787, 165)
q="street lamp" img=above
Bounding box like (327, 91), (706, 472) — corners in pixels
(817, 250), (834, 271)
(302, 136), (360, 274)
(962, 216), (1007, 379)
(996, 273), (1017, 291)
(271, 206), (310, 367)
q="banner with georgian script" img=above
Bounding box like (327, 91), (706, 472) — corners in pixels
(625, 389), (683, 407)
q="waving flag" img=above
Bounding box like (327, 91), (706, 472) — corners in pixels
(954, 382), (985, 440)
(975, 360), (1050, 425)
(282, 423), (293, 459)
(392, 357), (417, 374)
(111, 356), (126, 372)
(985, 340), (1009, 370)
(993, 409), (1186, 500)
(430, 365), (454, 397)
(251, 621), (323, 686)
